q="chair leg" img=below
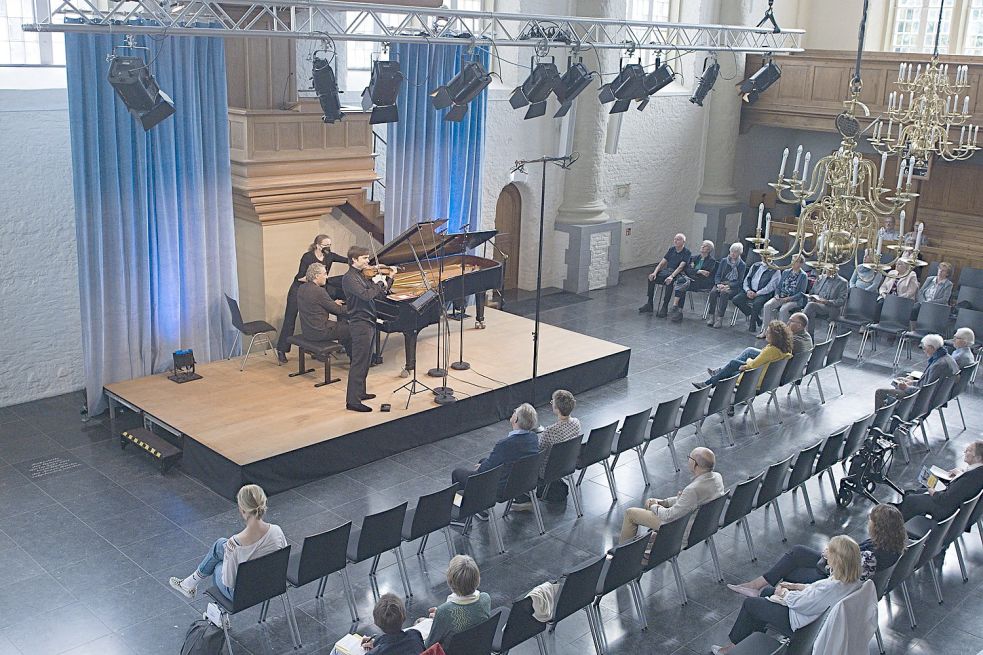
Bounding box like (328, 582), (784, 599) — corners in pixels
(670, 557), (689, 605)
(444, 526), (456, 559)
(315, 576), (327, 599)
(722, 416), (735, 446)
(567, 475), (584, 518)
(488, 507), (506, 554)
(929, 561), (944, 604)
(259, 600), (269, 623)
(800, 484), (815, 524)
(875, 626), (885, 654)
(707, 536), (723, 582)
(814, 374), (826, 404)
(394, 546), (413, 597)
(955, 540), (969, 583)
(281, 593), (303, 649)
(667, 430), (681, 472)
(893, 338), (904, 370)
(919, 421), (930, 449)
(592, 601), (610, 654)
(833, 364), (843, 395)
(748, 402), (760, 435)
(901, 580), (917, 628)
(227, 331), (240, 360)
(220, 611), (235, 655)
(794, 384), (805, 414)
(240, 333), (259, 371)
(342, 568), (359, 622)
(739, 517), (757, 561)
(628, 580), (649, 629)
(770, 501), (788, 542)
(584, 605), (605, 655)
(956, 396), (966, 430)
(602, 460), (619, 502)
(369, 554), (381, 576)
(938, 408), (951, 441)
(530, 493), (547, 535)
(826, 469), (838, 498)
(535, 631), (549, 655)
(634, 446), (651, 486)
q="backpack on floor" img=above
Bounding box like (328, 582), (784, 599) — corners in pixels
(542, 479), (569, 503)
(181, 619), (226, 655)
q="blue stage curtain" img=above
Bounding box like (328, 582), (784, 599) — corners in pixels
(65, 31), (237, 415)
(385, 44), (488, 239)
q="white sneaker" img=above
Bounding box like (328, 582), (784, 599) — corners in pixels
(711, 646), (727, 655)
(726, 583), (759, 598)
(169, 577), (196, 600)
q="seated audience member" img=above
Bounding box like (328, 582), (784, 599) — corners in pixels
(640, 233), (691, 317)
(298, 262), (351, 354)
(879, 216), (899, 242)
(707, 243), (748, 329)
(759, 255), (808, 337)
(910, 261), (953, 325)
(788, 312), (813, 354)
(422, 555), (492, 649)
(712, 535), (863, 654)
(668, 239), (717, 322)
(732, 258), (780, 334)
(896, 440), (983, 522)
(849, 251), (884, 292)
(697, 320), (794, 389)
(357, 594), (425, 655)
(873, 333), (958, 410)
(950, 327), (976, 368)
(619, 447), (725, 544)
(801, 264), (848, 338)
(878, 259), (919, 301)
(512, 389), (581, 510)
(727, 504), (905, 598)
(170, 485), (286, 600)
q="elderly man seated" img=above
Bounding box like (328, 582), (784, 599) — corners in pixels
(801, 264), (848, 338)
(618, 447), (725, 543)
(788, 312), (814, 354)
(873, 334), (959, 410)
(950, 327), (976, 368)
(706, 243), (748, 329)
(896, 440), (983, 522)
(640, 233), (691, 317)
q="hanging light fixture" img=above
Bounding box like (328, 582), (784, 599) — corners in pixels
(755, 0), (919, 273)
(868, 0), (979, 162)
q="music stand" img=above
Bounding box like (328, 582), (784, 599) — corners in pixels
(392, 289), (440, 408)
(441, 229), (497, 371)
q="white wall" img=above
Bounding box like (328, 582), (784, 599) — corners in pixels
(0, 89), (84, 406)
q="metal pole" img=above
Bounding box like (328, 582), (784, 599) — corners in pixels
(531, 158), (547, 403)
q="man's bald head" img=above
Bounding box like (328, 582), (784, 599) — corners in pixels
(690, 447), (715, 472)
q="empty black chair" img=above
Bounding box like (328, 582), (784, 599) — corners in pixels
(286, 522), (357, 622)
(948, 362), (979, 430)
(755, 455), (794, 542)
(494, 595), (547, 655)
(593, 534), (650, 649)
(959, 266), (983, 290)
(883, 533), (929, 628)
(444, 610), (503, 655)
(224, 294), (279, 371)
(819, 331), (851, 395)
(954, 284), (983, 312)
(721, 473), (764, 561)
(926, 375), (957, 442)
(610, 408), (653, 488)
(671, 386), (712, 463)
(205, 546), (302, 652)
(865, 295), (916, 367)
(402, 483), (459, 560)
(698, 375), (739, 446)
(731, 367), (763, 435)
(348, 502), (412, 597)
(501, 453), (547, 537)
(540, 436), (584, 517)
(645, 395), (684, 471)
(784, 441), (823, 524)
(685, 495), (729, 583)
(896, 302), (952, 368)
(453, 465), (506, 555)
(548, 556), (606, 655)
(871, 561), (898, 654)
(842, 411), (878, 472)
(836, 288), (880, 361)
(800, 339), (833, 405)
(644, 510), (695, 605)
(814, 428), (847, 498)
(892, 379), (938, 460)
(576, 421), (618, 503)
(911, 510), (959, 605)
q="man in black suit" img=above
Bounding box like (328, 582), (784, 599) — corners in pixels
(897, 440), (983, 521)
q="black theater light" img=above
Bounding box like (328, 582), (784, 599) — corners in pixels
(509, 60), (561, 119)
(107, 55), (175, 130)
(637, 62), (676, 111)
(430, 60), (492, 122)
(690, 58), (720, 106)
(361, 59), (404, 124)
(597, 63), (647, 114)
(553, 61), (595, 118)
(738, 59), (782, 104)
(312, 55), (344, 123)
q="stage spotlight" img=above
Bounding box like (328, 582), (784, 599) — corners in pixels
(312, 55), (344, 123)
(636, 63), (675, 111)
(690, 59), (720, 106)
(554, 61), (595, 118)
(430, 60), (492, 122)
(598, 63), (647, 114)
(107, 56), (175, 130)
(361, 59), (404, 125)
(509, 61), (561, 120)
(738, 59), (781, 104)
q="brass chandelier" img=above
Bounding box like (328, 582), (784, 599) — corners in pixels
(868, 0), (979, 162)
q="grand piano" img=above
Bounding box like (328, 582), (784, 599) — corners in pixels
(329, 220), (503, 374)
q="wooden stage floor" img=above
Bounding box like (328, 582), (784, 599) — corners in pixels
(105, 308), (631, 497)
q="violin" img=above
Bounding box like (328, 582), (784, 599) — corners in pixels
(361, 265), (398, 278)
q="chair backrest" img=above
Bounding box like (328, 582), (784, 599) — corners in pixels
(959, 266), (983, 290)
(705, 375), (739, 417)
(722, 473), (764, 528)
(843, 414), (874, 462)
(876, 294), (917, 330)
(649, 395), (684, 439)
(541, 437), (582, 485)
(612, 408), (653, 454)
(945, 489), (983, 547)
(732, 367), (763, 406)
(912, 301), (952, 335)
(929, 375), (957, 413)
(786, 441), (823, 489)
(647, 510), (695, 570)
(870, 400), (896, 434)
(577, 421), (618, 469)
(552, 556), (606, 624)
(352, 503), (407, 562)
(967, 485), (983, 527)
(293, 522), (351, 587)
(678, 386), (712, 428)
(499, 453), (544, 502)
(443, 610), (502, 655)
(804, 339), (833, 375)
(597, 534), (649, 596)
(458, 466), (504, 516)
(885, 533), (928, 594)
(841, 288), (880, 322)
(784, 608), (831, 655)
(814, 429), (847, 473)
(905, 379), (938, 422)
(406, 484), (459, 541)
(224, 294), (245, 331)
(916, 511), (959, 569)
(954, 307), (983, 341)
(497, 596), (546, 652)
(684, 495), (728, 548)
(753, 358), (787, 395)
(951, 362), (979, 398)
(955, 284), (983, 309)
(756, 455), (795, 508)
(230, 545), (291, 613)
(924, 261), (941, 279)
(870, 562), (897, 599)
(778, 351), (810, 387)
(891, 387), (923, 424)
(825, 332), (851, 367)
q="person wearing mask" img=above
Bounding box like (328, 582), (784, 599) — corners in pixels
(873, 333), (959, 409)
(910, 262), (953, 326)
(878, 259), (920, 301)
(850, 251), (884, 292)
(668, 240), (717, 323)
(759, 255), (808, 338)
(707, 243), (747, 329)
(732, 259), (780, 334)
(640, 233), (691, 317)
(801, 264), (849, 338)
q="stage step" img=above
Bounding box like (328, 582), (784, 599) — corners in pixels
(120, 427), (182, 474)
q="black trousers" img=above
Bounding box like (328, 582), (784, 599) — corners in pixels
(897, 492), (938, 521)
(646, 271), (673, 311)
(732, 292), (774, 329)
(277, 284), (301, 353)
(729, 589), (795, 645)
(346, 321), (375, 406)
(708, 286), (742, 317)
(762, 545), (827, 586)
(303, 324), (352, 357)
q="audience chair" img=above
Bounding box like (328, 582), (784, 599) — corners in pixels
(762, 354), (802, 418)
(954, 308), (983, 383)
(726, 608), (831, 655)
(645, 395), (684, 471)
(684, 496), (729, 583)
(643, 510), (695, 605)
(697, 375), (739, 446)
(348, 502), (413, 598)
(286, 522), (358, 623)
(593, 535), (650, 650)
(501, 453), (547, 537)
(670, 386), (712, 465)
(927, 375), (957, 442)
(818, 331), (850, 396)
(494, 596), (547, 655)
(205, 545), (303, 653)
(835, 289), (880, 361)
(923, 261), (942, 279)
(907, 490), (983, 586)
(576, 421), (619, 504)
(966, 487), (983, 552)
(224, 294), (279, 371)
(910, 510), (959, 605)
(896, 302), (952, 368)
(452, 465), (507, 555)
(731, 367), (763, 435)
(610, 408), (653, 488)
(444, 610), (503, 655)
(883, 533), (929, 629)
(948, 362), (979, 430)
(547, 556), (606, 655)
(813, 427), (847, 499)
(870, 561), (898, 654)
(784, 441), (823, 524)
(721, 473), (764, 561)
(891, 379), (938, 459)
(842, 411), (878, 472)
(754, 455), (795, 542)
(864, 295), (917, 367)
(799, 339), (833, 406)
(402, 483), (459, 560)
(958, 266), (983, 290)
(954, 284), (983, 312)
(540, 436), (585, 517)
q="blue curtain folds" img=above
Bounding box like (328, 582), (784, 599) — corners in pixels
(65, 30), (238, 415)
(385, 44), (488, 239)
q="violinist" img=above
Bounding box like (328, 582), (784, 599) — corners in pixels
(342, 246), (397, 412)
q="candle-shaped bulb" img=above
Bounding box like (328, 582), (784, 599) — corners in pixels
(964, 95), (971, 114)
(779, 147), (789, 179)
(899, 209), (906, 237)
(915, 222), (923, 251)
(852, 157), (859, 188)
(757, 203), (764, 233)
(906, 156), (915, 187)
(764, 212), (771, 241)
(793, 145), (803, 177)
(802, 152), (812, 181)
(898, 63), (904, 82)
(896, 156), (905, 189)
(879, 152), (887, 184)
(876, 233), (883, 255)
(945, 96), (951, 115)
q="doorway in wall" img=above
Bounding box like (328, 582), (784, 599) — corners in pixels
(494, 183), (521, 290)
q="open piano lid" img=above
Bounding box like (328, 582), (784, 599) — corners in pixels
(375, 220), (450, 266)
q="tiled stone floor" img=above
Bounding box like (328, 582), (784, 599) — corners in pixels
(1, 267), (982, 654)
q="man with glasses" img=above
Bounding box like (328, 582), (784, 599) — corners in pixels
(873, 333), (958, 409)
(787, 312), (813, 355)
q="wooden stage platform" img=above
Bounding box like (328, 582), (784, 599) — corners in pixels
(105, 309), (631, 497)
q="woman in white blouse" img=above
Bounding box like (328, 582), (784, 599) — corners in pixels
(712, 535), (862, 654)
(170, 484), (287, 600)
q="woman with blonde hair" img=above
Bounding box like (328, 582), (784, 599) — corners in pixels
(712, 535), (863, 654)
(170, 484), (287, 601)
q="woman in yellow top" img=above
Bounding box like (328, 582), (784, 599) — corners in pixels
(697, 320), (794, 390)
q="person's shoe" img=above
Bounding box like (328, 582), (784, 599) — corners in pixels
(473, 510), (490, 521)
(711, 645), (730, 655)
(169, 577), (196, 600)
(706, 317), (715, 327)
(755, 330), (767, 339)
(655, 308), (668, 318)
(707, 367), (719, 377)
(747, 322), (758, 333)
(638, 303), (654, 314)
(276, 350), (288, 364)
(510, 501), (533, 512)
(668, 306), (683, 322)
(726, 406), (736, 417)
(360, 393), (376, 400)
(692, 382), (708, 390)
(346, 403), (372, 412)
(713, 317), (723, 328)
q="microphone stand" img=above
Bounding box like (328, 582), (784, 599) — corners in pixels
(451, 224), (471, 371)
(422, 226), (456, 404)
(427, 233), (449, 380)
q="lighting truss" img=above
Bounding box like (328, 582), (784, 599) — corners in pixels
(22, 0), (804, 53)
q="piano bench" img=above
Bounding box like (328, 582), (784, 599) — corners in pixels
(286, 337), (346, 387)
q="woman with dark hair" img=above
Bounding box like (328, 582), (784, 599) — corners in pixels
(698, 320), (793, 390)
(275, 234), (348, 363)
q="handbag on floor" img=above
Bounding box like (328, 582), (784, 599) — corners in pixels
(181, 619), (226, 655)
